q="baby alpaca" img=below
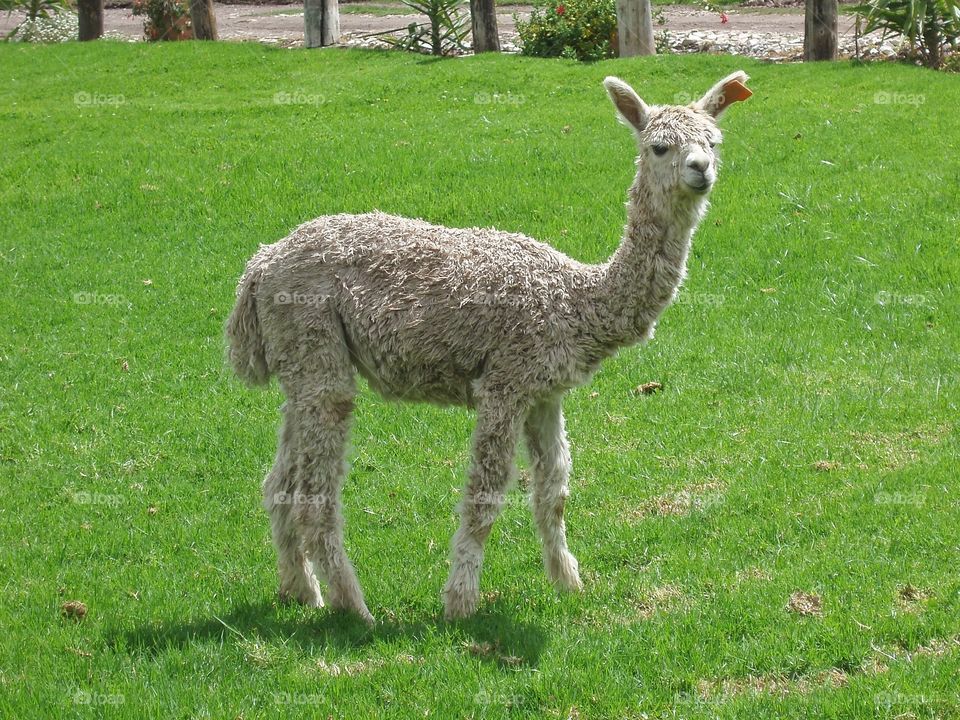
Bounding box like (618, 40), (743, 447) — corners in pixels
(226, 72), (752, 622)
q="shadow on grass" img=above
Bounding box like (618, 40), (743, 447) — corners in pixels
(111, 596), (547, 668)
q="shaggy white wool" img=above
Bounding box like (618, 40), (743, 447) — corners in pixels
(226, 71), (751, 622)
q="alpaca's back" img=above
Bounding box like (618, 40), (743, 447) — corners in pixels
(251, 212), (589, 405)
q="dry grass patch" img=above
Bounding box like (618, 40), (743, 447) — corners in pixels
(628, 481), (726, 520)
(240, 639), (286, 667)
(697, 667), (848, 700)
(912, 635), (960, 659)
(632, 381), (663, 396)
(786, 591), (823, 617)
(849, 424), (951, 470)
(60, 600), (87, 621)
(463, 641), (524, 667)
(895, 584), (933, 614)
(864, 634), (960, 675)
(313, 653), (422, 677)
(735, 566), (773, 583)
(634, 584), (685, 620)
(698, 635), (960, 704)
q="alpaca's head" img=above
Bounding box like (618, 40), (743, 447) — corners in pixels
(604, 72), (751, 198)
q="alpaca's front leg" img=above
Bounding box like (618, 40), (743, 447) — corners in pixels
(443, 397), (524, 620)
(525, 397), (583, 592)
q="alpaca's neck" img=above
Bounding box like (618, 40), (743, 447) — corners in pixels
(585, 169), (708, 351)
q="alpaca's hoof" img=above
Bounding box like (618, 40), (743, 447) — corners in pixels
(443, 591), (479, 621)
(278, 587), (324, 608)
(443, 565), (480, 620)
(279, 577), (324, 608)
(325, 580), (374, 624)
(559, 574), (584, 593)
(327, 593), (375, 626)
(442, 580), (479, 620)
(548, 550), (583, 593)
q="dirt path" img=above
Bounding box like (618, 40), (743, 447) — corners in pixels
(1, 3), (865, 45)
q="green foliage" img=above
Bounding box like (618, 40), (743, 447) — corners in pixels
(515, 0), (618, 61)
(653, 5), (669, 53)
(131, 0), (192, 40)
(853, 0), (960, 67)
(0, 0), (69, 21)
(1, 0), (73, 42)
(382, 0), (470, 55)
(5, 10), (76, 40)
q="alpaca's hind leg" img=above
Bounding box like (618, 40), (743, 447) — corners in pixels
(263, 405), (323, 606)
(288, 376), (373, 624)
(524, 397), (582, 592)
(443, 393), (525, 620)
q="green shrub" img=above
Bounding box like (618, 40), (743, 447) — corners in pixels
(516, 0), (618, 61)
(852, 0), (960, 68)
(6, 10), (76, 41)
(382, 0), (470, 56)
(132, 0), (192, 40)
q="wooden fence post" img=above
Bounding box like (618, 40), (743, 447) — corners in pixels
(305, 0), (340, 47)
(616, 0), (655, 57)
(804, 0), (838, 60)
(190, 0), (218, 40)
(470, 0), (500, 52)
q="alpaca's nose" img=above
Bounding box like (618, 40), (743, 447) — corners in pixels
(686, 156), (709, 173)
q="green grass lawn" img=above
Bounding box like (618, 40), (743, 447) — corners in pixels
(0, 43), (957, 719)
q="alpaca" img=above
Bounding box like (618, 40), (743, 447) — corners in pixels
(226, 72), (752, 623)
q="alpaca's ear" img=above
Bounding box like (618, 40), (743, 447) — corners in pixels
(695, 71), (752, 119)
(604, 77), (649, 134)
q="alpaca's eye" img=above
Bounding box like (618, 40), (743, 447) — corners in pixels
(708, 140), (717, 148)
(651, 145), (668, 156)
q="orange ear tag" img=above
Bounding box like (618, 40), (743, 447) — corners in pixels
(716, 80), (753, 114)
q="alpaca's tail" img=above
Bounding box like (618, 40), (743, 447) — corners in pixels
(225, 259), (271, 386)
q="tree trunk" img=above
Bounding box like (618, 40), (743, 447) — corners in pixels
(803, 0), (837, 61)
(431, 16), (442, 55)
(616, 0), (655, 57)
(921, 24), (942, 68)
(322, 0), (339, 45)
(190, 0), (217, 40)
(305, 0), (339, 47)
(469, 0), (500, 53)
(77, 0), (103, 41)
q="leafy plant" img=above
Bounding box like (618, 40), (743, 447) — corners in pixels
(131, 0), (192, 41)
(516, 0), (618, 61)
(6, 9), (76, 41)
(1, 0), (71, 40)
(653, 4), (670, 54)
(0, 0), (70, 21)
(852, 0), (960, 68)
(381, 0), (470, 56)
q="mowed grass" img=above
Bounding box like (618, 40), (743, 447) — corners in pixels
(0, 43), (958, 719)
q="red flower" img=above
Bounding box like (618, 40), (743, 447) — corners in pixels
(720, 11), (729, 23)
(556, 4), (566, 14)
